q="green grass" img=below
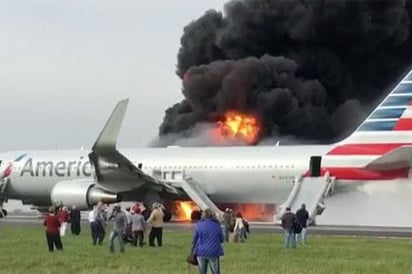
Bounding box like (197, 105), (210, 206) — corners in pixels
(0, 227), (411, 274)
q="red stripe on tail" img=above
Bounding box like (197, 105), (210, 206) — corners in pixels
(327, 143), (412, 155)
(394, 118), (412, 130)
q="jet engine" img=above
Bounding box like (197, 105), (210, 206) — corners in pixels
(50, 179), (118, 209)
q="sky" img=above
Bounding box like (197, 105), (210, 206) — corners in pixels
(0, 0), (226, 152)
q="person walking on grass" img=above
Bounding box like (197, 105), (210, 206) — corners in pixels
(131, 208), (146, 247)
(233, 212), (247, 243)
(94, 202), (106, 245)
(58, 206), (69, 237)
(69, 205), (81, 235)
(108, 204), (127, 253)
(192, 208), (224, 274)
(43, 206), (63, 252)
(147, 202), (164, 247)
(222, 208), (233, 242)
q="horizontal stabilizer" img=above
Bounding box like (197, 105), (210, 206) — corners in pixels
(92, 99), (129, 153)
(365, 146), (412, 171)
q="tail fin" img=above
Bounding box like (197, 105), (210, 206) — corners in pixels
(343, 69), (412, 145)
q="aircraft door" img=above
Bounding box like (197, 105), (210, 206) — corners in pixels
(309, 156), (322, 177)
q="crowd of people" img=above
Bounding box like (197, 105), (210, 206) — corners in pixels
(42, 201), (310, 274)
(221, 208), (249, 243)
(43, 201), (165, 253)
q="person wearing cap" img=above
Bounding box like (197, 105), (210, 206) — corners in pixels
(281, 207), (296, 248)
(296, 204), (309, 245)
(108, 204), (127, 253)
(43, 206), (63, 252)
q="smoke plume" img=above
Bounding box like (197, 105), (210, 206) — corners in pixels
(158, 0), (412, 145)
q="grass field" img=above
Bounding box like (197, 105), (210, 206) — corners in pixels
(0, 226), (412, 274)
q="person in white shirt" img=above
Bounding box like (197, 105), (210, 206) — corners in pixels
(88, 205), (97, 245)
(233, 212), (246, 242)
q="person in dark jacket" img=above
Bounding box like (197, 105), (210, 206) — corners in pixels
(281, 207), (296, 248)
(222, 208), (233, 242)
(43, 206), (63, 252)
(69, 205), (81, 235)
(192, 208), (224, 274)
(296, 204), (309, 245)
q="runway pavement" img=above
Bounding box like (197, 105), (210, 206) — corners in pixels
(3, 216), (412, 237)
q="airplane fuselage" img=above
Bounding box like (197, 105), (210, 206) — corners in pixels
(1, 145), (331, 205)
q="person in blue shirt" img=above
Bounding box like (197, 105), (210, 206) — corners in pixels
(192, 208), (224, 274)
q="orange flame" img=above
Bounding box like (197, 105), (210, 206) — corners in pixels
(218, 111), (260, 144)
(173, 201), (198, 221)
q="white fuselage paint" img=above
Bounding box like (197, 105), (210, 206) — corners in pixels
(1, 145), (336, 205)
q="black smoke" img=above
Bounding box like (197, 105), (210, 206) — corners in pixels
(158, 0), (412, 145)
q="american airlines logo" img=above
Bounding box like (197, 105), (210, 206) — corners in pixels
(20, 158), (92, 177)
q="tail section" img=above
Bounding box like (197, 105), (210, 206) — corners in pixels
(346, 68), (412, 143)
(325, 69), (412, 179)
(330, 68), (412, 155)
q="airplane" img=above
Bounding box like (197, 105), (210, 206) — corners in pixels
(2, 68), (412, 222)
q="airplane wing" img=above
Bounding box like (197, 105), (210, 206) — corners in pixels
(88, 99), (180, 195)
(365, 146), (412, 171)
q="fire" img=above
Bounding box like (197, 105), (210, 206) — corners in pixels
(173, 201), (198, 221)
(218, 111), (260, 144)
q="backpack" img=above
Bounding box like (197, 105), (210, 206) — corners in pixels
(293, 220), (302, 234)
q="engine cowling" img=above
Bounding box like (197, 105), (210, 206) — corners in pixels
(51, 179), (118, 210)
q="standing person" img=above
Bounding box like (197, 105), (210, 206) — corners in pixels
(222, 208), (233, 242)
(88, 205), (98, 245)
(140, 202), (150, 221)
(58, 206), (69, 237)
(233, 212), (247, 243)
(147, 202), (164, 247)
(281, 207), (296, 249)
(296, 204), (309, 245)
(131, 208), (146, 247)
(43, 206), (63, 252)
(123, 207), (133, 244)
(69, 205), (81, 235)
(94, 202), (106, 245)
(108, 204), (127, 253)
(192, 208), (224, 274)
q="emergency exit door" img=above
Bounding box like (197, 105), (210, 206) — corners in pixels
(309, 156), (322, 177)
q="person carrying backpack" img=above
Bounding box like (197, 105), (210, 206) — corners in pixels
(295, 204), (309, 245)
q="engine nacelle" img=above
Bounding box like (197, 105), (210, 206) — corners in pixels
(51, 179), (118, 210)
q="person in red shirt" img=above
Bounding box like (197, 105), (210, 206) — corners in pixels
(43, 207), (63, 252)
